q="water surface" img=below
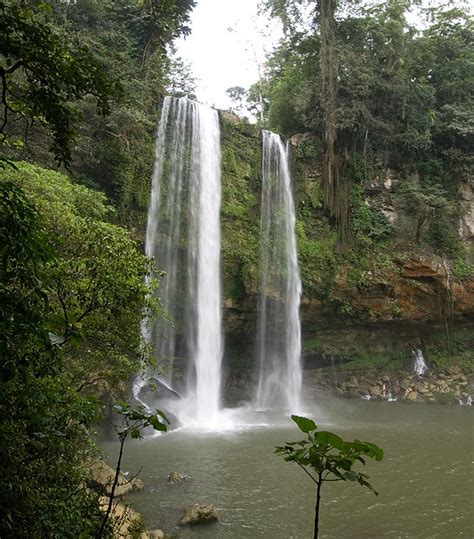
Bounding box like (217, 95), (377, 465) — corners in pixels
(102, 399), (473, 538)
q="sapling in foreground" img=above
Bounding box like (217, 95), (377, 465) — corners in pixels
(276, 415), (383, 539)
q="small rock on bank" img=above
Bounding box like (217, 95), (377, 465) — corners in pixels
(87, 460), (143, 496)
(180, 504), (218, 526)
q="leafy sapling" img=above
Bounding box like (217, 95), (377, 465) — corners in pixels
(275, 415), (383, 539)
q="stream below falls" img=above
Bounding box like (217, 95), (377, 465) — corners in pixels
(101, 399), (473, 538)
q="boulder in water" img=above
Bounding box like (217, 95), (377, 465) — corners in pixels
(167, 471), (188, 484)
(180, 504), (218, 526)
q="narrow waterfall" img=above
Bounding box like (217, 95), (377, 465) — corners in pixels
(412, 348), (428, 376)
(255, 130), (303, 412)
(142, 96), (223, 426)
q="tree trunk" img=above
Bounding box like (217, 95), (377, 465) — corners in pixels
(314, 478), (323, 539)
(96, 433), (126, 538)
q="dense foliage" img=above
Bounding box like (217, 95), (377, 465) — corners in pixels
(0, 163), (158, 535)
(1, 0), (196, 225)
(0, 1), (194, 534)
(0, 0), (119, 166)
(228, 0), (473, 262)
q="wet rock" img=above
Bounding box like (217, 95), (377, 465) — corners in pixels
(369, 385), (383, 398)
(168, 471), (188, 484)
(99, 497), (145, 536)
(417, 384), (429, 394)
(346, 376), (359, 388)
(400, 378), (412, 391)
(87, 460), (143, 497)
(144, 530), (165, 539)
(180, 504), (218, 526)
(406, 390), (418, 401)
(348, 389), (361, 398)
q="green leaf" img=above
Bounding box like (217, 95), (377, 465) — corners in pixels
(148, 414), (168, 432)
(291, 415), (316, 433)
(315, 431), (344, 449)
(155, 409), (170, 424)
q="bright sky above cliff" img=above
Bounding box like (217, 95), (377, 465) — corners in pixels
(175, 0), (470, 111)
(175, 0), (280, 110)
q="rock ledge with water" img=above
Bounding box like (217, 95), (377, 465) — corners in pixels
(308, 364), (472, 405)
(180, 503), (218, 526)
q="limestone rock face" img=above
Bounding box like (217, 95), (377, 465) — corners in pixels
(220, 110), (241, 126)
(401, 258), (448, 280)
(290, 132), (316, 148)
(325, 256), (473, 323)
(180, 504), (218, 526)
(458, 180), (474, 241)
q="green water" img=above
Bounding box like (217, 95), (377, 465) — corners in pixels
(101, 399), (474, 538)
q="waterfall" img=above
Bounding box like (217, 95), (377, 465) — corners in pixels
(142, 96), (223, 426)
(412, 348), (428, 376)
(255, 130), (303, 412)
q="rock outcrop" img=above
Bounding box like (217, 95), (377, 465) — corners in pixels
(326, 257), (474, 323)
(305, 364), (472, 404)
(180, 504), (218, 526)
(87, 460), (144, 497)
(167, 471), (188, 484)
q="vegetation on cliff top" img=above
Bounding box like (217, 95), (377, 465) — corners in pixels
(223, 0), (473, 326)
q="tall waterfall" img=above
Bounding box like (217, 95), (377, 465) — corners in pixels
(255, 130), (303, 412)
(143, 96), (223, 426)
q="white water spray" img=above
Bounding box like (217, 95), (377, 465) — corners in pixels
(255, 131), (303, 412)
(412, 348), (428, 376)
(139, 96), (223, 427)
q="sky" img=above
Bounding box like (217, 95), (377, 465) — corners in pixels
(175, 0), (471, 111)
(175, 0), (281, 111)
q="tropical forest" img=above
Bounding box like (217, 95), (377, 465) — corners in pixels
(0, 0), (472, 537)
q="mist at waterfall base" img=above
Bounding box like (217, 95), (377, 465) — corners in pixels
(135, 97), (306, 430)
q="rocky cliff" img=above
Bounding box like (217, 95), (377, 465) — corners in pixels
(218, 113), (473, 375)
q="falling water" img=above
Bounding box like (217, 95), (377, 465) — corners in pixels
(412, 348), (428, 376)
(255, 130), (303, 412)
(140, 96), (223, 427)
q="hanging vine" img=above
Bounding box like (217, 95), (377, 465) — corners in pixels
(318, 0), (348, 249)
